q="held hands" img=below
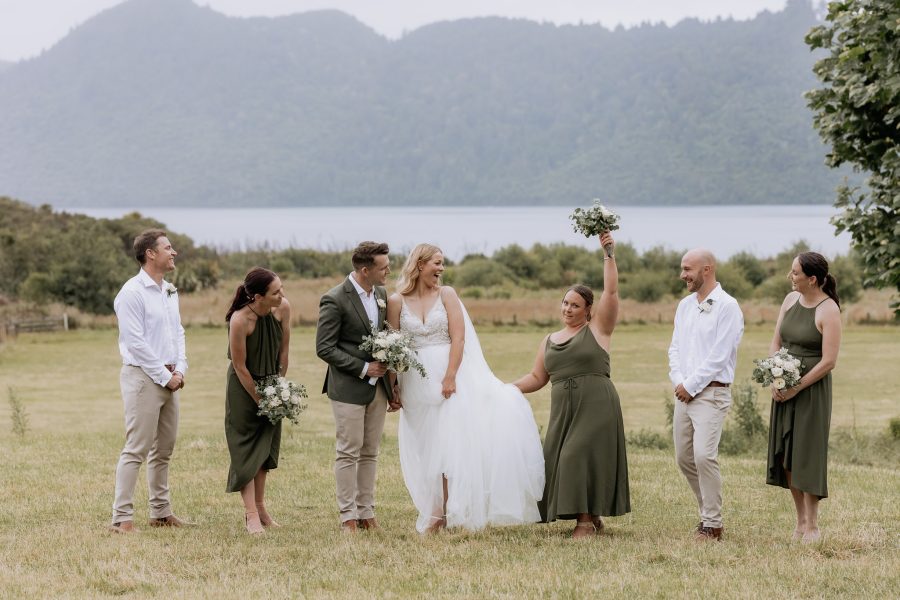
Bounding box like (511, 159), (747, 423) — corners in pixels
(674, 383), (693, 403)
(772, 385), (800, 403)
(367, 362), (388, 378)
(387, 383), (403, 412)
(166, 372), (184, 390)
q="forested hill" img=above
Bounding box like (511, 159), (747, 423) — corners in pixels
(0, 0), (837, 207)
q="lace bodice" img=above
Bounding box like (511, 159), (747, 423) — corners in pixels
(400, 295), (451, 349)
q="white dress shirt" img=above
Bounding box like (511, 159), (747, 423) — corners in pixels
(114, 269), (187, 387)
(348, 273), (379, 380)
(668, 283), (743, 397)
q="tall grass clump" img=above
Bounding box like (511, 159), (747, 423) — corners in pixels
(8, 386), (29, 438)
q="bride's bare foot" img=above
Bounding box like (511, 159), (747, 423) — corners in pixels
(256, 503), (281, 528)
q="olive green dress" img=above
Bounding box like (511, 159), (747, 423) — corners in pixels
(225, 313), (283, 493)
(766, 299), (831, 498)
(541, 325), (631, 521)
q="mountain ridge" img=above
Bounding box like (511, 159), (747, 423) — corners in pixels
(0, 0), (838, 207)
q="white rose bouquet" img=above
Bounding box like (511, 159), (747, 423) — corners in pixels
(359, 328), (427, 378)
(255, 375), (308, 425)
(569, 199), (621, 257)
(751, 348), (803, 391)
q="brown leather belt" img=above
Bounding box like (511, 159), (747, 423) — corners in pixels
(707, 381), (729, 388)
(165, 364), (176, 372)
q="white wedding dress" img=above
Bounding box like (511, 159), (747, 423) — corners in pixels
(397, 294), (545, 532)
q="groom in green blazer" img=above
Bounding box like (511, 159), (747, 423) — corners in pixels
(316, 241), (397, 532)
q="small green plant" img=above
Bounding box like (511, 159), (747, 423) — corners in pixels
(626, 428), (671, 450)
(890, 418), (900, 441)
(8, 387), (29, 438)
(663, 392), (674, 435)
(720, 380), (767, 455)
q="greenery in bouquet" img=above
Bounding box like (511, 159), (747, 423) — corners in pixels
(359, 328), (427, 377)
(751, 348), (803, 390)
(255, 375), (308, 425)
(569, 199), (621, 238)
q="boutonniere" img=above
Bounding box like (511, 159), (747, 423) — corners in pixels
(376, 298), (386, 309)
(166, 283), (178, 298)
(698, 298), (714, 313)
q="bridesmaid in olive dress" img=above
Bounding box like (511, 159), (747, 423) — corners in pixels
(513, 232), (630, 538)
(225, 267), (292, 534)
(766, 252), (841, 544)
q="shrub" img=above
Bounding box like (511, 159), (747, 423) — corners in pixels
(728, 251), (767, 286)
(716, 263), (755, 300)
(626, 428), (671, 450)
(451, 258), (515, 288)
(620, 270), (670, 302)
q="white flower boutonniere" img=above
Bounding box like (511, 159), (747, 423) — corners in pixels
(376, 298), (386, 309)
(166, 283), (178, 298)
(698, 298), (714, 313)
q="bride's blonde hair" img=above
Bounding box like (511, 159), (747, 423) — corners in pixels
(396, 243), (443, 295)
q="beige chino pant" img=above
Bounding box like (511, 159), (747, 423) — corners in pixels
(331, 384), (388, 523)
(112, 366), (179, 523)
(673, 386), (731, 529)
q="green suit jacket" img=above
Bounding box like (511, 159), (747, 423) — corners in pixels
(315, 276), (393, 405)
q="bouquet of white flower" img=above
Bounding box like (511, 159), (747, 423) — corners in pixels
(255, 375), (308, 425)
(751, 348), (803, 391)
(569, 199), (621, 257)
(359, 328), (427, 378)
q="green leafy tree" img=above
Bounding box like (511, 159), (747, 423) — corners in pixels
(806, 0), (900, 313)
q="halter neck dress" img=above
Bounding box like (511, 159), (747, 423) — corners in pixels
(767, 298), (832, 498)
(225, 313), (283, 493)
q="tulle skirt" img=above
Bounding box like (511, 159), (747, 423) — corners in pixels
(398, 342), (545, 532)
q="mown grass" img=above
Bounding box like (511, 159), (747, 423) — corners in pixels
(0, 325), (897, 598)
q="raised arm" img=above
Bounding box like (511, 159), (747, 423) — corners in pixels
(592, 231), (619, 342)
(512, 335), (551, 394)
(441, 286), (466, 399)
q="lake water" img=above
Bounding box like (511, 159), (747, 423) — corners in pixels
(78, 205), (852, 259)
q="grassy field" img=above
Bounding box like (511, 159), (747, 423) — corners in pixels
(0, 325), (898, 598)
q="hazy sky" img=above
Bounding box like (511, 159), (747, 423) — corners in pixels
(0, 0), (789, 62)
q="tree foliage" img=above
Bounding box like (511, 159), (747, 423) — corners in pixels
(805, 0), (900, 313)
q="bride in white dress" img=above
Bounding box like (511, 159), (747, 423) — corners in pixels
(386, 243), (545, 533)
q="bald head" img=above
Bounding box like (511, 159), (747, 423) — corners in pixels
(680, 248), (717, 296)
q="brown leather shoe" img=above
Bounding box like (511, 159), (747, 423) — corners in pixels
(149, 514), (195, 528)
(694, 525), (724, 541)
(341, 519), (358, 533)
(358, 518), (380, 531)
(109, 520), (137, 534)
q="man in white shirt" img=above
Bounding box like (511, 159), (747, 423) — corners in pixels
(109, 230), (190, 533)
(668, 248), (744, 541)
(316, 241), (398, 533)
